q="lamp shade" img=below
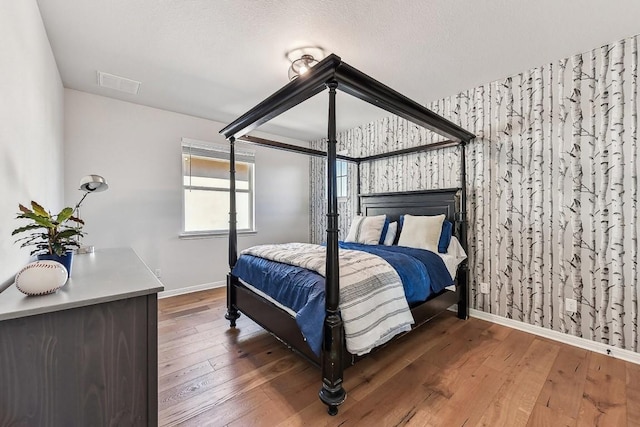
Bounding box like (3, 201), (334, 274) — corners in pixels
(79, 175), (109, 193)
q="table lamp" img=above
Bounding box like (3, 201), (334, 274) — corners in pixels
(76, 174), (109, 254)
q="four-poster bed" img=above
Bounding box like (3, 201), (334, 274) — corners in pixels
(219, 54), (475, 415)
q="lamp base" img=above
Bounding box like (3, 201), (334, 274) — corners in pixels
(76, 245), (95, 255)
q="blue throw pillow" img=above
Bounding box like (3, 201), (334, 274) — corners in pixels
(379, 217), (390, 244)
(438, 220), (453, 253)
(395, 215), (405, 245)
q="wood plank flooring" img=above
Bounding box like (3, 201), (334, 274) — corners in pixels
(158, 288), (640, 426)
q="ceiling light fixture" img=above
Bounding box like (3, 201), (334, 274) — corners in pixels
(289, 54), (318, 80)
(286, 46), (326, 81)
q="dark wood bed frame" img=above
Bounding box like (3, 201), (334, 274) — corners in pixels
(219, 54), (475, 415)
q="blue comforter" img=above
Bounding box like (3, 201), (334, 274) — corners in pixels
(231, 242), (454, 355)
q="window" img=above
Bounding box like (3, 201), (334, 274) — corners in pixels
(182, 139), (255, 235)
(336, 159), (348, 199)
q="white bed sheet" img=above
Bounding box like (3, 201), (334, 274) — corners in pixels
(438, 236), (468, 291)
(239, 278), (297, 317)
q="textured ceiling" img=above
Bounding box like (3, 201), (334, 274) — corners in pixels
(37, 0), (640, 141)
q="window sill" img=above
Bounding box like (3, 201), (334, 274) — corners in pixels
(179, 230), (257, 240)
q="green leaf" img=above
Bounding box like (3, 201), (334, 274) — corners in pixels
(11, 224), (41, 235)
(15, 232), (47, 242)
(19, 211), (55, 229)
(31, 201), (49, 218)
(55, 229), (82, 239)
(56, 207), (74, 224)
(20, 238), (44, 248)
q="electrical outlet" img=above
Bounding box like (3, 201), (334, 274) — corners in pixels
(565, 298), (577, 313)
(155, 269), (162, 278)
(480, 282), (490, 294)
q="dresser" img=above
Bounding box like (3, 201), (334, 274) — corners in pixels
(0, 248), (163, 426)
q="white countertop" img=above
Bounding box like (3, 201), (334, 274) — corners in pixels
(0, 247), (164, 321)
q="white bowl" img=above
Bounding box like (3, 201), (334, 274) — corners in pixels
(15, 260), (68, 296)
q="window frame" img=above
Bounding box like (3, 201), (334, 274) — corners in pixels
(335, 150), (349, 200)
(180, 138), (255, 238)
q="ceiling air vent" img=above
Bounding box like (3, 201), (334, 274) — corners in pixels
(96, 71), (141, 95)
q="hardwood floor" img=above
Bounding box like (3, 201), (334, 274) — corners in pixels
(158, 288), (640, 426)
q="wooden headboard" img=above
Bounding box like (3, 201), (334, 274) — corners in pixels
(359, 188), (461, 225)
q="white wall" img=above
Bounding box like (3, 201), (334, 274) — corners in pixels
(0, 1), (64, 288)
(64, 89), (309, 292)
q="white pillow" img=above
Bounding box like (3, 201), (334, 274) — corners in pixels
(345, 215), (386, 245)
(383, 221), (398, 246)
(397, 214), (445, 252)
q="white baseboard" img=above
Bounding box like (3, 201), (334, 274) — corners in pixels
(158, 280), (225, 299)
(469, 308), (640, 365)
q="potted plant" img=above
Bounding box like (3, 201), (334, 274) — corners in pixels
(12, 201), (85, 275)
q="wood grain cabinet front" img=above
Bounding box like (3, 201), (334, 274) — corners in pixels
(0, 293), (158, 426)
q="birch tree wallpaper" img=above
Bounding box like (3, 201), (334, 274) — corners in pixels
(309, 34), (639, 352)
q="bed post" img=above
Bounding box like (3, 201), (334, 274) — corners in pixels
(319, 81), (346, 416)
(225, 136), (241, 327)
(457, 140), (469, 320)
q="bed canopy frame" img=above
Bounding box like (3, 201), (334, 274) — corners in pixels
(220, 53), (475, 415)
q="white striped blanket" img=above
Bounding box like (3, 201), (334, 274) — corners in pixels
(241, 242), (415, 355)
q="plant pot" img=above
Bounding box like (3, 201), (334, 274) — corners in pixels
(37, 251), (74, 277)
